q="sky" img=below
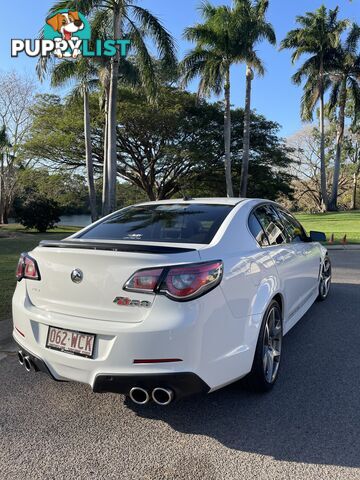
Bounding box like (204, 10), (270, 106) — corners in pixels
(0, 0), (359, 138)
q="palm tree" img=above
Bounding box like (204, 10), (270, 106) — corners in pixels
(181, 0), (275, 198)
(238, 0), (276, 198)
(51, 58), (99, 222)
(327, 23), (360, 211)
(281, 6), (348, 211)
(181, 3), (235, 197)
(44, 1), (176, 214)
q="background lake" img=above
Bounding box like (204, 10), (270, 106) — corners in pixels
(8, 214), (92, 227)
(58, 215), (92, 227)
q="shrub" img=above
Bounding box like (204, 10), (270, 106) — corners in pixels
(14, 194), (61, 233)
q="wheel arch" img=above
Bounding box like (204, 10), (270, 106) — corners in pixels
(272, 293), (284, 317)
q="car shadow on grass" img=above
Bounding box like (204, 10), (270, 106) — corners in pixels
(127, 282), (360, 468)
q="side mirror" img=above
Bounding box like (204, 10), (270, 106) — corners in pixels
(309, 230), (326, 242)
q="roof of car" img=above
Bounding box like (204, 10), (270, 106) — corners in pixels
(135, 197), (248, 207)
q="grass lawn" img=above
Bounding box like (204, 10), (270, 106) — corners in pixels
(0, 224), (80, 321)
(295, 211), (360, 245)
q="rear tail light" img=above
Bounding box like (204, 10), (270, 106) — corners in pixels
(125, 268), (163, 293)
(124, 261), (223, 301)
(16, 253), (41, 281)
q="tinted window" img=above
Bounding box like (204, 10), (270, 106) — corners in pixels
(248, 213), (269, 246)
(79, 204), (234, 244)
(254, 205), (287, 246)
(276, 209), (308, 243)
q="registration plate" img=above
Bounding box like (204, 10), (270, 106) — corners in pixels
(46, 327), (95, 358)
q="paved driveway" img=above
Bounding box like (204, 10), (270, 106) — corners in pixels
(0, 251), (359, 480)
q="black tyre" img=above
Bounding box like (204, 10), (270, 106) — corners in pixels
(317, 255), (331, 301)
(248, 300), (283, 392)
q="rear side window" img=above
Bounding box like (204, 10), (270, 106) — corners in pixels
(254, 205), (287, 246)
(79, 204), (234, 244)
(248, 213), (269, 246)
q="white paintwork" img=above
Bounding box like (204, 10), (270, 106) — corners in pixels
(12, 198), (328, 393)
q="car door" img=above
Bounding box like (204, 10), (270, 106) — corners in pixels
(253, 204), (313, 326)
(275, 207), (321, 301)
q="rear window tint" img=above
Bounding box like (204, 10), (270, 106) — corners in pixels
(79, 204), (234, 244)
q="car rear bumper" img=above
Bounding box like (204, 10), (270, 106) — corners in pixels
(12, 280), (259, 397)
(14, 341), (209, 399)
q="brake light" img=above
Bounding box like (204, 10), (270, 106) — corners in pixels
(124, 261), (223, 301)
(125, 268), (163, 292)
(16, 253), (41, 281)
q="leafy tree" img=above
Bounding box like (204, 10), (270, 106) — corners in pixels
(287, 126), (351, 212)
(24, 88), (294, 202)
(181, 0), (275, 198)
(281, 6), (348, 211)
(184, 108), (294, 200)
(14, 193), (61, 233)
(327, 23), (360, 210)
(0, 72), (36, 223)
(15, 168), (89, 215)
(24, 94), (103, 172)
(114, 87), (223, 199)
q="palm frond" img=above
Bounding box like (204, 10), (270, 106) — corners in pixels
(247, 51), (265, 76)
(328, 80), (341, 113)
(90, 8), (112, 39)
(47, 0), (99, 17)
(291, 55), (319, 84)
(348, 76), (360, 125)
(129, 5), (177, 66)
(345, 23), (360, 54)
(126, 18), (157, 100)
(51, 60), (78, 88)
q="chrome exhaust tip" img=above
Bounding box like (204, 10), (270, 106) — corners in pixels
(152, 387), (174, 406)
(18, 351), (24, 366)
(23, 356), (32, 372)
(129, 387), (150, 405)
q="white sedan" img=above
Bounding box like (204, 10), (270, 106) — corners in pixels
(12, 198), (331, 405)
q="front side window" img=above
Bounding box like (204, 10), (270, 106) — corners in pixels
(276, 209), (308, 243)
(78, 203), (234, 244)
(254, 205), (288, 246)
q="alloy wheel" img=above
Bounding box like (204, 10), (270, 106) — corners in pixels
(319, 257), (332, 299)
(262, 306), (282, 384)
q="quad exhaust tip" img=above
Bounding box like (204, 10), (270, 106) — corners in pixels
(129, 387), (174, 405)
(23, 356), (32, 372)
(18, 350), (24, 366)
(152, 387), (174, 406)
(18, 351), (33, 372)
(129, 387), (150, 405)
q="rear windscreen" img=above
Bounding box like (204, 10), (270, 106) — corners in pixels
(79, 204), (234, 244)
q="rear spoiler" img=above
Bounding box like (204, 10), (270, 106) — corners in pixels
(39, 240), (196, 255)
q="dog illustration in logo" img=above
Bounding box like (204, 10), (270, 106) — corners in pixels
(46, 11), (84, 58)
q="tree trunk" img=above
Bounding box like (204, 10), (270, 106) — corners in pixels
(319, 64), (328, 211)
(240, 64), (253, 198)
(83, 90), (97, 222)
(0, 153), (5, 224)
(102, 93), (109, 216)
(107, 4), (122, 213)
(328, 81), (346, 212)
(223, 66), (233, 197)
(351, 169), (359, 210)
